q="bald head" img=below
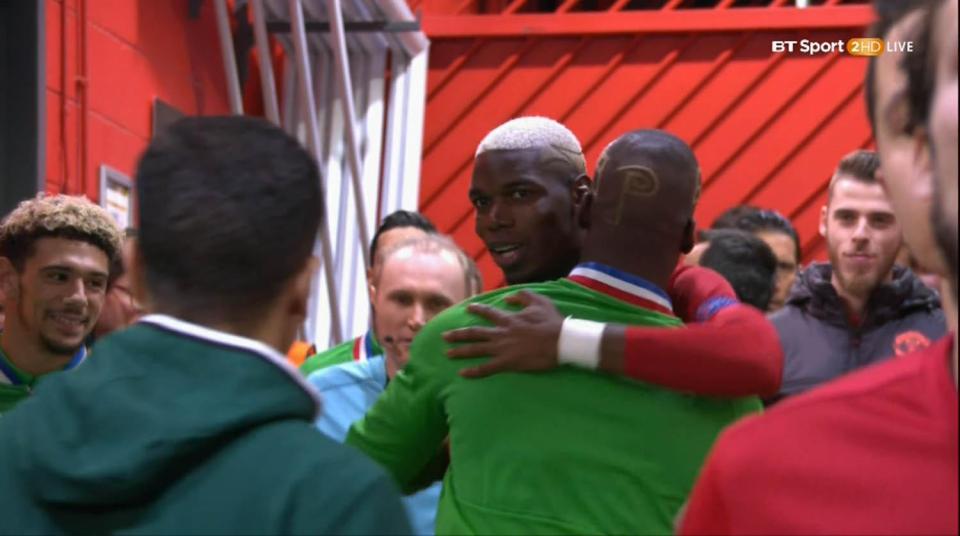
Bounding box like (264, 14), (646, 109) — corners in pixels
(579, 129), (700, 289)
(594, 129), (700, 232)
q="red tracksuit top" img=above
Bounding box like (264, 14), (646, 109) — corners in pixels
(680, 335), (958, 535)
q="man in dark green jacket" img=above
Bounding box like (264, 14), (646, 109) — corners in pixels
(0, 116), (411, 535)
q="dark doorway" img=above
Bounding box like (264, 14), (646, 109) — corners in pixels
(0, 0), (44, 218)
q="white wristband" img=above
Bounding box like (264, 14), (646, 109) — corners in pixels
(557, 316), (605, 370)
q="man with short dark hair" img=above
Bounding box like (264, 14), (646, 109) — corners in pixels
(347, 130), (761, 534)
(0, 195), (122, 415)
(300, 209), (437, 375)
(0, 116), (410, 534)
(770, 149), (945, 401)
(699, 230), (777, 311)
(734, 209), (801, 311)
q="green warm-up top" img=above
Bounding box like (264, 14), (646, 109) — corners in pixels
(347, 264), (762, 535)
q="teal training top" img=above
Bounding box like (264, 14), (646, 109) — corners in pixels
(347, 265), (762, 535)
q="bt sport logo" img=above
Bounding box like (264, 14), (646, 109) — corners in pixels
(771, 38), (915, 56)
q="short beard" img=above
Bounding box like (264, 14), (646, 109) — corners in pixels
(39, 333), (83, 357)
(827, 242), (893, 300)
(15, 281), (85, 357)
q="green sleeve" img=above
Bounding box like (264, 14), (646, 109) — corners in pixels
(299, 340), (353, 376)
(346, 314), (454, 494)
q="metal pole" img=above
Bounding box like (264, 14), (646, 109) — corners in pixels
(213, 0), (244, 114)
(289, 0), (344, 344)
(325, 0), (372, 269)
(250, 0), (281, 124)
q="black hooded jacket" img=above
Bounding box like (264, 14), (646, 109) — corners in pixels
(770, 263), (946, 399)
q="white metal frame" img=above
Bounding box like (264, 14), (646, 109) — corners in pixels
(215, 0), (429, 350)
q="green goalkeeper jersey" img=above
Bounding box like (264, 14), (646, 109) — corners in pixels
(347, 264), (761, 535)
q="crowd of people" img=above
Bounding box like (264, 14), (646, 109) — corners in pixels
(0, 0), (955, 533)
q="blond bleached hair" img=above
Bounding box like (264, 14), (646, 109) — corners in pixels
(0, 194), (122, 271)
(374, 234), (482, 299)
(475, 116), (586, 175)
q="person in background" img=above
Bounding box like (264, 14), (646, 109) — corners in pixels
(309, 234), (480, 535)
(769, 149), (945, 402)
(300, 210), (437, 375)
(0, 195), (121, 415)
(698, 229), (777, 311)
(734, 209), (801, 312)
(679, 2), (957, 531)
(684, 205), (761, 266)
(0, 116), (411, 534)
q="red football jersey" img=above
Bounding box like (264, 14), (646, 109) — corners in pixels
(681, 336), (958, 535)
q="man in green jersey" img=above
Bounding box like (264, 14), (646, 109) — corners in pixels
(0, 195), (122, 415)
(347, 129), (761, 534)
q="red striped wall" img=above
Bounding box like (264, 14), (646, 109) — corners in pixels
(417, 2), (874, 289)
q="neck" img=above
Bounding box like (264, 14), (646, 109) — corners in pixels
(154, 306), (294, 354)
(578, 246), (674, 293)
(831, 271), (871, 320)
(0, 320), (74, 377)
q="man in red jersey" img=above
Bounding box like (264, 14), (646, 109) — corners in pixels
(679, 1), (958, 533)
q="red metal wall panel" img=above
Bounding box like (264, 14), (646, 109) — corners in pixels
(418, 4), (873, 290)
(45, 0), (230, 202)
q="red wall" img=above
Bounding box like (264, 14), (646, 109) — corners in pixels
(45, 0), (230, 201)
(43, 0), (875, 293)
(416, 5), (874, 290)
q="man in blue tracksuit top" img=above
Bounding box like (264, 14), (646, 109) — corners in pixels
(308, 234), (479, 535)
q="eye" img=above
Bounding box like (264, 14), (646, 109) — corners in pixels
(390, 293), (414, 307)
(427, 297), (452, 311)
(471, 196), (490, 210)
(88, 278), (108, 292)
(870, 214), (895, 228)
(45, 271), (69, 283)
(508, 189), (530, 201)
(835, 212), (856, 225)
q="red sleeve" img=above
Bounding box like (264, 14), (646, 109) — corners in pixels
(622, 305), (784, 397)
(678, 445), (731, 535)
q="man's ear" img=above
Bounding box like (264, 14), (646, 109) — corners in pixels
(911, 125), (935, 202)
(367, 266), (377, 302)
(819, 205), (828, 237)
(0, 257), (19, 302)
(576, 184), (594, 230)
(572, 174), (592, 203)
(288, 256), (319, 319)
(680, 219), (696, 254)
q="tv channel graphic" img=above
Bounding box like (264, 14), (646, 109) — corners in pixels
(771, 38), (915, 56)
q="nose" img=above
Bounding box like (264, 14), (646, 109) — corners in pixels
(851, 216), (871, 243)
(486, 200), (513, 231)
(63, 277), (87, 307)
(408, 303), (426, 333)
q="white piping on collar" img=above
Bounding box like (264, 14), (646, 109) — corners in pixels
(137, 314), (322, 418)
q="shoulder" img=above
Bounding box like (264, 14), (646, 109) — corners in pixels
(246, 421), (408, 532)
(247, 419), (394, 488)
(418, 281), (569, 338)
(307, 357), (383, 392)
(300, 339), (356, 374)
(722, 338), (950, 453)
